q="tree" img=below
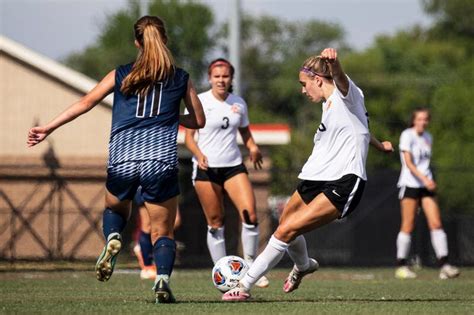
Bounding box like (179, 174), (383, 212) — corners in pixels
(220, 15), (348, 194)
(65, 0), (215, 83)
(422, 0), (474, 38)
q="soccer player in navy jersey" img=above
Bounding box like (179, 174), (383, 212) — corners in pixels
(27, 16), (205, 303)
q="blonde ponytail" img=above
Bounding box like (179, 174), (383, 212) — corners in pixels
(301, 55), (332, 79)
(121, 16), (175, 96)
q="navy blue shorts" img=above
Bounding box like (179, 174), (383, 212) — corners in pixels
(106, 160), (179, 203)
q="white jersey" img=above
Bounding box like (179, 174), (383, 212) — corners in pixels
(397, 128), (433, 188)
(298, 77), (370, 181)
(188, 90), (250, 167)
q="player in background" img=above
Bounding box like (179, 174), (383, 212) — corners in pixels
(184, 58), (269, 288)
(223, 48), (393, 301)
(395, 108), (460, 280)
(132, 189), (183, 280)
(27, 16), (205, 303)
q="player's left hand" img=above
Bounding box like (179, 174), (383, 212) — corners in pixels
(249, 147), (263, 170)
(27, 126), (50, 147)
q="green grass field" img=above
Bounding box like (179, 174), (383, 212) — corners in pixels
(1, 264), (473, 314)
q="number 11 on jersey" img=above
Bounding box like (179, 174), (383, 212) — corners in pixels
(136, 83), (163, 118)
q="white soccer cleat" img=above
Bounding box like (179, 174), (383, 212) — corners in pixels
(255, 275), (270, 288)
(283, 258), (319, 293)
(439, 264), (460, 280)
(395, 266), (417, 279)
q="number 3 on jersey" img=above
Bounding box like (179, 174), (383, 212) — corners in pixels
(136, 83), (163, 118)
(221, 117), (230, 129)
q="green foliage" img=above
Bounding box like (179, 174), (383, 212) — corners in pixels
(63, 0), (473, 213)
(65, 0), (215, 82)
(239, 16), (347, 128)
(344, 25), (473, 212)
(422, 0), (474, 38)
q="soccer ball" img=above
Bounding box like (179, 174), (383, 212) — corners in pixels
(211, 255), (249, 292)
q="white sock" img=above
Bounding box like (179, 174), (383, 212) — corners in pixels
(396, 232), (411, 260)
(207, 226), (226, 264)
(154, 274), (170, 286)
(241, 223), (259, 263)
(107, 232), (120, 242)
(287, 235), (310, 271)
(430, 229), (448, 259)
(240, 235), (288, 290)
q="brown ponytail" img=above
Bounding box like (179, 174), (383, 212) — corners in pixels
(121, 16), (175, 96)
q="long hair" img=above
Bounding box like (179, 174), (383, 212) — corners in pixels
(121, 16), (175, 96)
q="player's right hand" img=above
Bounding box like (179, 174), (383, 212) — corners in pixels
(424, 179), (437, 191)
(27, 126), (50, 147)
(197, 154), (209, 170)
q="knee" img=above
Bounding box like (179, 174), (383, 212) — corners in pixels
(274, 225), (297, 243)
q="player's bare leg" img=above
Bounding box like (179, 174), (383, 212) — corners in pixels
(395, 198), (417, 279)
(422, 197), (460, 279)
(225, 173), (269, 288)
(95, 190), (131, 282)
(195, 181), (226, 263)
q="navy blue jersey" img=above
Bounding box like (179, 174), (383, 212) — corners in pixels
(108, 63), (189, 166)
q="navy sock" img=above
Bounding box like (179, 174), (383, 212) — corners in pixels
(139, 231), (154, 266)
(153, 237), (176, 275)
(102, 208), (126, 240)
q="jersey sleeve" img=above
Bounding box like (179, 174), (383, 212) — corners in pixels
(239, 99), (250, 128)
(399, 130), (412, 152)
(334, 76), (364, 107)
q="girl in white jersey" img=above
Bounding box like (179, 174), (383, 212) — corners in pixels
(395, 108), (460, 280)
(184, 58), (269, 288)
(223, 48), (393, 301)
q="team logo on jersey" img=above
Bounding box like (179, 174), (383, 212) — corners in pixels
(228, 259), (244, 275)
(213, 269), (226, 285)
(318, 123), (327, 132)
(231, 103), (242, 114)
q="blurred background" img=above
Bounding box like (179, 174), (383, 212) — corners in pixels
(1, 0), (473, 268)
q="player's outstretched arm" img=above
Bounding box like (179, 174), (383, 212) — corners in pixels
(320, 48), (349, 96)
(27, 70), (116, 147)
(370, 135), (394, 153)
(180, 79), (205, 129)
(239, 127), (263, 170)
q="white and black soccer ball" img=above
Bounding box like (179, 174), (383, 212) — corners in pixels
(211, 255), (249, 292)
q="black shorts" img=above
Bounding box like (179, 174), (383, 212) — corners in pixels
(296, 174), (366, 218)
(398, 186), (436, 200)
(193, 163), (248, 186)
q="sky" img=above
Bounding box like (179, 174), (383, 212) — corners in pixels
(1, 0), (433, 61)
